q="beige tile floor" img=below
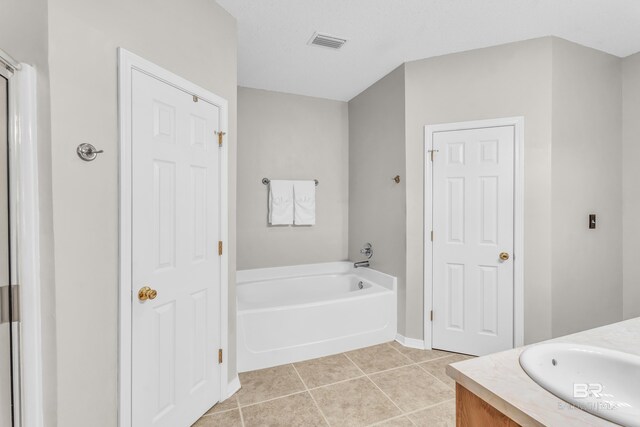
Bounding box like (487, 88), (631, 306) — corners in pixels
(193, 341), (473, 427)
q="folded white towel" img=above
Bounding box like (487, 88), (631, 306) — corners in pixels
(269, 180), (294, 225)
(293, 180), (316, 225)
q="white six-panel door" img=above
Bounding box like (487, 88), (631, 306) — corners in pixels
(431, 126), (515, 356)
(131, 69), (221, 427)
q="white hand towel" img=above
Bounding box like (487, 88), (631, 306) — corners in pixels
(269, 180), (294, 225)
(293, 180), (316, 225)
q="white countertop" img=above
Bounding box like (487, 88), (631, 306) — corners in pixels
(446, 318), (640, 426)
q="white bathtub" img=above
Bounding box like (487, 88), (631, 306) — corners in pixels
(237, 262), (397, 372)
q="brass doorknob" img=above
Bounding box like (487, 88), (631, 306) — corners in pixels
(499, 252), (510, 261)
(138, 286), (158, 301)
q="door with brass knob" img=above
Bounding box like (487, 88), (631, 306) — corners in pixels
(431, 124), (516, 357)
(138, 286), (157, 301)
(129, 68), (224, 427)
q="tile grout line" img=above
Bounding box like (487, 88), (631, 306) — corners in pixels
(366, 413), (415, 427)
(367, 398), (457, 426)
(357, 360), (414, 376)
(382, 398), (457, 425)
(236, 395), (246, 427)
(387, 342), (463, 390)
(309, 373), (369, 390)
(341, 351), (367, 377)
(384, 342), (417, 365)
(199, 407), (235, 417)
(342, 352), (407, 424)
(237, 372), (371, 410)
(388, 341), (456, 364)
(404, 398), (456, 417)
(237, 371), (375, 410)
(198, 394), (243, 419)
(413, 354), (456, 363)
(238, 389), (309, 409)
(415, 360), (457, 390)
(291, 363), (332, 427)
(347, 345), (451, 378)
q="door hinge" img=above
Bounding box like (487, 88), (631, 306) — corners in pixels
(193, 95), (199, 102)
(216, 131), (226, 147)
(0, 285), (20, 324)
(218, 241), (223, 256)
(218, 349), (223, 364)
(430, 310), (433, 322)
(430, 231), (433, 241)
(428, 149), (439, 161)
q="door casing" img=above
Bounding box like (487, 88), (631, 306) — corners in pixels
(423, 117), (524, 351)
(117, 48), (230, 427)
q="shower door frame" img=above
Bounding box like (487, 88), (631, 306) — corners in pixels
(0, 59), (14, 427)
(0, 49), (44, 427)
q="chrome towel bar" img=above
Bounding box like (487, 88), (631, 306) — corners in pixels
(262, 178), (318, 186)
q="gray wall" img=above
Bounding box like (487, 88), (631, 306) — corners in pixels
(352, 36), (628, 344)
(237, 87), (349, 269)
(404, 38), (555, 343)
(551, 38), (623, 336)
(47, 0), (237, 425)
(0, 0), (57, 423)
(623, 52), (640, 319)
(348, 65), (407, 333)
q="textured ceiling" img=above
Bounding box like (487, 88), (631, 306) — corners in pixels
(217, 0), (640, 101)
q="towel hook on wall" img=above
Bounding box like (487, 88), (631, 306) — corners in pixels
(77, 143), (104, 162)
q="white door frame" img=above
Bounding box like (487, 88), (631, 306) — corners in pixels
(117, 48), (230, 427)
(1, 48), (44, 427)
(423, 117), (524, 351)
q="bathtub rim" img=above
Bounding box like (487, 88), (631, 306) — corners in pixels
(237, 261), (397, 292)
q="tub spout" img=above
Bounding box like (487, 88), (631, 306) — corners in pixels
(354, 260), (370, 269)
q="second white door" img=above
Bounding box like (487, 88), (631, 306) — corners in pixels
(131, 69), (222, 427)
(431, 125), (515, 356)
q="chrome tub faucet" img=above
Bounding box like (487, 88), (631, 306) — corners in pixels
(354, 260), (370, 269)
(354, 243), (373, 268)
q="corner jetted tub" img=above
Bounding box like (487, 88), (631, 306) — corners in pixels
(236, 262), (397, 372)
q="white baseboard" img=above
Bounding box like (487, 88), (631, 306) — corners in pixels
(395, 334), (427, 350)
(226, 375), (241, 399)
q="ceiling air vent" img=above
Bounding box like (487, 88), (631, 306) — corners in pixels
(308, 32), (347, 50)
